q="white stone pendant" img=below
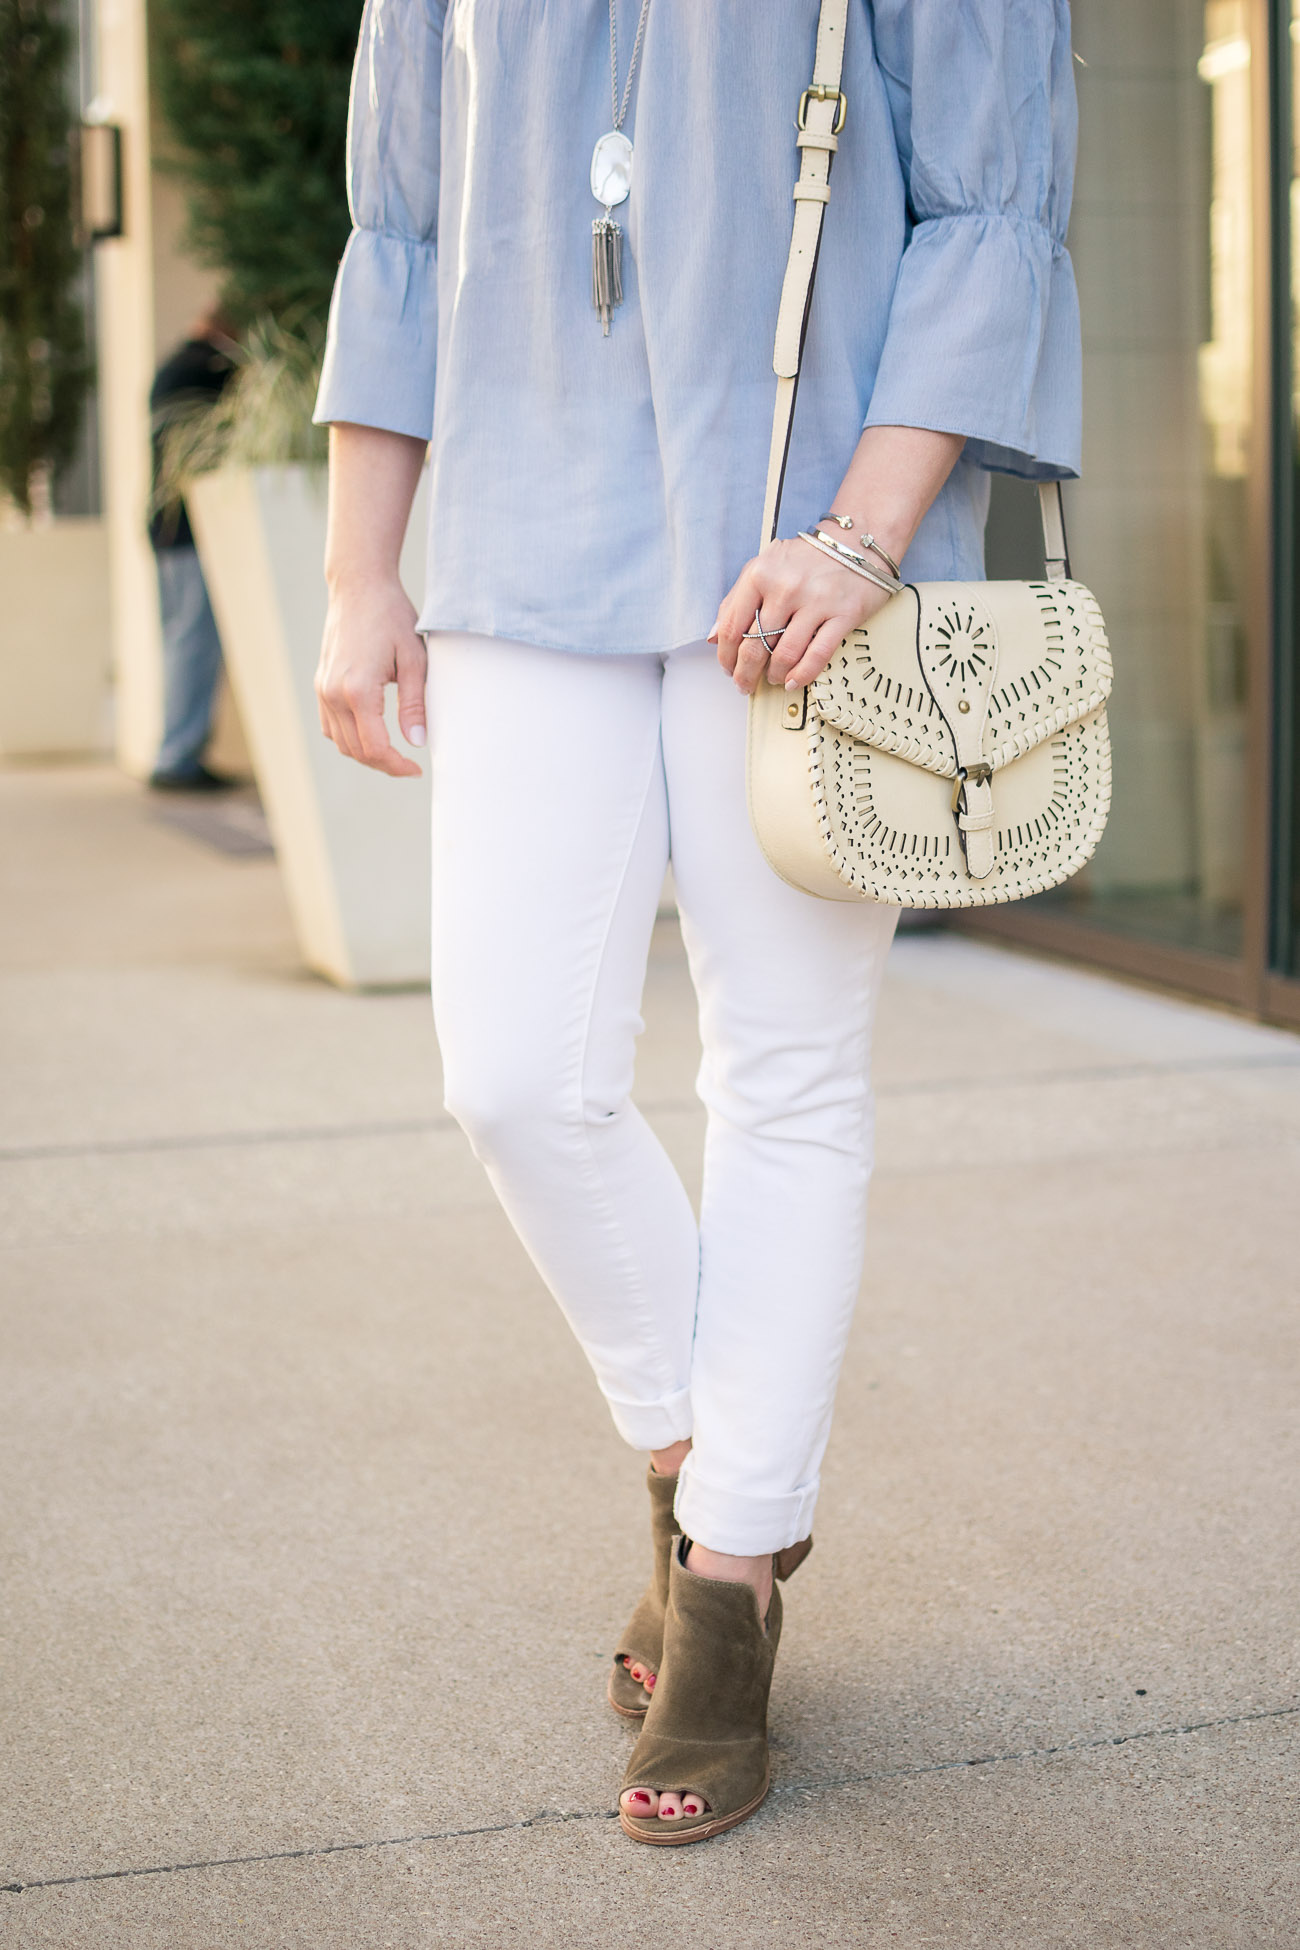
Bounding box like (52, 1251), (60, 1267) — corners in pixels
(590, 130), (633, 209)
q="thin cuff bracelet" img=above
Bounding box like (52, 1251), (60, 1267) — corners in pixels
(798, 529), (902, 596)
(817, 515), (902, 583)
(809, 526), (903, 587)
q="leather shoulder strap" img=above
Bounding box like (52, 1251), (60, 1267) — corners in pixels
(761, 0), (1072, 582)
(761, 0), (848, 548)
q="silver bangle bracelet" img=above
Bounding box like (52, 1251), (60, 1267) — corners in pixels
(817, 515), (902, 583)
(809, 526), (902, 586)
(798, 529), (902, 597)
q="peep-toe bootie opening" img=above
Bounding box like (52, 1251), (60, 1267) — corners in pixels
(608, 1465), (679, 1717)
(619, 1538), (784, 1846)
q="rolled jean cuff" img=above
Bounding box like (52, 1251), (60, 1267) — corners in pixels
(604, 1384), (694, 1452)
(674, 1463), (818, 1557)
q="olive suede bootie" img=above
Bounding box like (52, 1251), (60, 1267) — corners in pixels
(607, 1466), (679, 1718)
(618, 1535), (810, 1845)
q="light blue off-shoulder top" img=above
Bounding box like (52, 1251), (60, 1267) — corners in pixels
(315, 0), (1081, 655)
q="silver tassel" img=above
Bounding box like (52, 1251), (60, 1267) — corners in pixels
(591, 214), (624, 335)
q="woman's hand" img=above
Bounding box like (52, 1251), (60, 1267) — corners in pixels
(713, 425), (967, 696)
(315, 422), (429, 776)
(711, 536), (894, 696)
(316, 574), (428, 777)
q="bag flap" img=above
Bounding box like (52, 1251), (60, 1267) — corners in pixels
(808, 580), (1113, 780)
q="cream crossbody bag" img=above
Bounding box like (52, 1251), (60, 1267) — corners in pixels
(746, 0), (1113, 909)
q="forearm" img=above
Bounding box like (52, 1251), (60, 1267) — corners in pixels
(826, 424), (966, 567)
(324, 422), (428, 594)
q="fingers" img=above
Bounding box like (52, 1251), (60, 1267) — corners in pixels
(318, 666), (422, 778)
(315, 583), (426, 778)
(354, 673), (423, 777)
(764, 606), (820, 688)
(783, 620), (865, 698)
(711, 559), (763, 676)
(713, 562), (800, 696)
(732, 610), (793, 695)
(395, 634), (430, 752)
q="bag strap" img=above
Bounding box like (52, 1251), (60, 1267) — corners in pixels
(762, 0), (1072, 581)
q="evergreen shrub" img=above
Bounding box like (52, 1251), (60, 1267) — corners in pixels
(150, 0), (359, 328)
(0, 0), (91, 515)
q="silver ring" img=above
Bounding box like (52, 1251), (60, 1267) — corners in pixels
(741, 618), (786, 653)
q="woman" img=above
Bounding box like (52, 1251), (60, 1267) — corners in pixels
(314, 0), (1080, 1845)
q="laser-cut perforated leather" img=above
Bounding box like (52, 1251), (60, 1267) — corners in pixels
(746, 0), (1111, 911)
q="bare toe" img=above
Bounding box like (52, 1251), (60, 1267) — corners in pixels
(657, 1792), (683, 1820)
(681, 1794), (706, 1817)
(621, 1788), (659, 1818)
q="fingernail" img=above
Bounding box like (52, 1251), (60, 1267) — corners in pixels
(706, 630), (718, 644)
(785, 678), (797, 691)
(407, 724), (426, 747)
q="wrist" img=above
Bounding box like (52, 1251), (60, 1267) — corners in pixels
(821, 506), (911, 572)
(324, 557), (403, 601)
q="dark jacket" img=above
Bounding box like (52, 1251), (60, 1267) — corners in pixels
(149, 336), (237, 551)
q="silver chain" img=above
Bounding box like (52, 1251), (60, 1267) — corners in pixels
(609, 0), (652, 131)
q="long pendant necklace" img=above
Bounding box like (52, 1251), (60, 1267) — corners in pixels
(590, 0), (652, 334)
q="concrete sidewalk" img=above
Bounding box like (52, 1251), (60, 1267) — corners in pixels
(3, 763), (1298, 1948)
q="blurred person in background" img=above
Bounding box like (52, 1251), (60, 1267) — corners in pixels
(147, 307), (238, 792)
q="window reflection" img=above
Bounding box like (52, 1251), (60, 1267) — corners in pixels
(989, 0), (1252, 958)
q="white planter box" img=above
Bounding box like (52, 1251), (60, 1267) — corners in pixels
(0, 518), (112, 757)
(187, 464), (431, 988)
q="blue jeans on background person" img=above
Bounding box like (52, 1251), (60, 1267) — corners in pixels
(153, 544), (223, 780)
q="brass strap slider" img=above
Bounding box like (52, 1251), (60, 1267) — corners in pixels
(950, 761), (993, 813)
(797, 84), (847, 134)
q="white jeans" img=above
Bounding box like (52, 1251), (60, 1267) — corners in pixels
(428, 634), (897, 1555)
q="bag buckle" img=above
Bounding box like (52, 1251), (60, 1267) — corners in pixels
(797, 84), (847, 134)
(950, 761), (993, 813)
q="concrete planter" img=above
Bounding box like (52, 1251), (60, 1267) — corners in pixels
(187, 464), (431, 988)
(0, 519), (112, 757)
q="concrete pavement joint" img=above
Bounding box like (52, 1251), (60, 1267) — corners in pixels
(3, 1050), (1299, 1165)
(770, 1698), (1300, 1798)
(5, 1699), (1295, 1899)
(0, 1116), (454, 1164)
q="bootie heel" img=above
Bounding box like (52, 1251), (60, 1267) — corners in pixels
(619, 1538), (786, 1845)
(607, 1466), (679, 1718)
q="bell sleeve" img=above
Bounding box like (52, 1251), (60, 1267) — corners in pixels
(863, 0), (1082, 480)
(313, 0), (446, 439)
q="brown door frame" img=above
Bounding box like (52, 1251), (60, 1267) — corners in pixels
(963, 0), (1300, 1032)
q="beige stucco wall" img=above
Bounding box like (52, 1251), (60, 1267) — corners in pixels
(85, 0), (227, 777)
(89, 0), (161, 775)
(0, 521), (112, 756)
